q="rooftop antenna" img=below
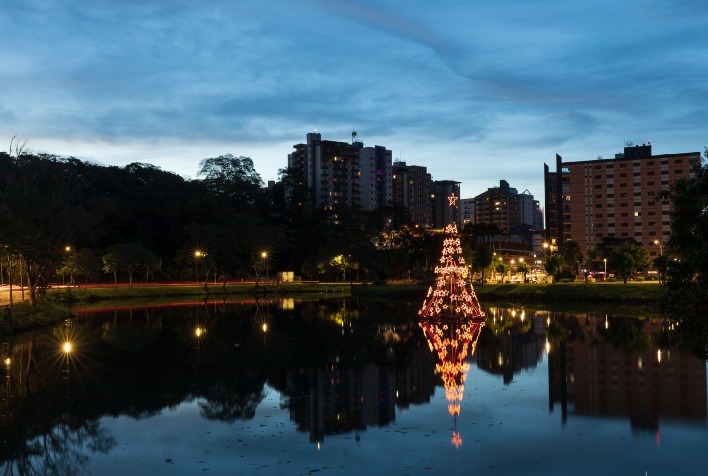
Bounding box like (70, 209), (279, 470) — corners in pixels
(352, 130), (357, 144)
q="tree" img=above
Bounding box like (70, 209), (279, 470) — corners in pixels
(543, 254), (565, 283)
(659, 148), (708, 304)
(494, 263), (510, 284)
(197, 154), (263, 206)
(102, 243), (158, 287)
(473, 245), (494, 287)
(0, 152), (86, 305)
(518, 261), (531, 283)
(609, 241), (650, 284)
(581, 248), (599, 284)
(561, 240), (582, 275)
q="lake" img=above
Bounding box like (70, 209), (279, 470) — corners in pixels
(1, 298), (706, 475)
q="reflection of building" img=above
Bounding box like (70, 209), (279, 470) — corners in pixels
(475, 309), (545, 384)
(547, 314), (707, 429)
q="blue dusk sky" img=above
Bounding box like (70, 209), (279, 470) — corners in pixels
(2, 0), (707, 199)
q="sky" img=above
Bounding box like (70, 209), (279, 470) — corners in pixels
(2, 0), (707, 199)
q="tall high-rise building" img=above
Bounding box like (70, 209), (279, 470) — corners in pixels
(358, 144), (393, 211)
(392, 161), (432, 227)
(288, 132), (392, 212)
(544, 144), (701, 257)
(431, 180), (461, 228)
(460, 198), (475, 225)
(473, 180), (541, 233)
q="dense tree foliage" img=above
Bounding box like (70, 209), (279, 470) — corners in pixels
(660, 148), (708, 306)
(0, 149), (471, 304)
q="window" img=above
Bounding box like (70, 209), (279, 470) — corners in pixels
(596, 204), (603, 208)
(595, 214), (603, 218)
(619, 163), (627, 168)
(676, 169), (683, 174)
(647, 171), (655, 176)
(675, 159), (683, 164)
(647, 161), (654, 166)
(621, 213), (628, 217)
(620, 183), (627, 188)
(620, 173), (627, 178)
(595, 175), (601, 179)
(607, 174), (614, 179)
(595, 184), (602, 189)
(648, 181), (655, 186)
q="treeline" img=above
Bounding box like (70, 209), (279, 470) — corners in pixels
(0, 150), (445, 305)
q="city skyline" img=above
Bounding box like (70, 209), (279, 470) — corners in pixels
(2, 0), (707, 198)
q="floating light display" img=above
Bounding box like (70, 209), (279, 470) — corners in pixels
(418, 193), (487, 447)
(419, 195), (485, 320)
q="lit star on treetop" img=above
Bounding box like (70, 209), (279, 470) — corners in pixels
(448, 193), (458, 207)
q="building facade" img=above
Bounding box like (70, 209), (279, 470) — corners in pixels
(392, 161), (432, 227)
(460, 198), (475, 225)
(473, 180), (541, 233)
(288, 132), (392, 213)
(431, 180), (461, 228)
(544, 144), (701, 257)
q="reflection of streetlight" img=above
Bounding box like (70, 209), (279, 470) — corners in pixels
(63, 341), (72, 354)
(603, 258), (607, 281)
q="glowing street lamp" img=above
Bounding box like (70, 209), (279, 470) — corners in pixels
(653, 240), (663, 256)
(194, 250), (204, 283)
(63, 341), (72, 354)
(603, 258), (607, 281)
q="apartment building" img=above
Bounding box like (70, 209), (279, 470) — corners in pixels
(288, 132), (392, 212)
(473, 180), (542, 233)
(544, 144), (701, 257)
(392, 161), (432, 227)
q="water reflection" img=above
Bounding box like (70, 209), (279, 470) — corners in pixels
(0, 299), (705, 473)
(419, 316), (484, 447)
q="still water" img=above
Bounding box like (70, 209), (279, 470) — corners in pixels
(1, 298), (706, 475)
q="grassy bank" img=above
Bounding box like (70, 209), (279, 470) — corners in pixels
(353, 281), (666, 305)
(0, 303), (74, 334)
(47, 282), (352, 303)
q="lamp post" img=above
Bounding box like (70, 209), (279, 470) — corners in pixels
(603, 258), (607, 282)
(261, 251), (268, 283)
(653, 240), (663, 256)
(194, 250), (203, 283)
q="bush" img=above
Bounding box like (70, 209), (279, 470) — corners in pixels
(636, 276), (645, 282)
(559, 278), (572, 283)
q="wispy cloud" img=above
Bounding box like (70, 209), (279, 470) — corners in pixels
(1, 0), (706, 196)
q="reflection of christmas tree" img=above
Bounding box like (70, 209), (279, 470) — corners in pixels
(419, 316), (485, 448)
(418, 193), (486, 448)
(419, 194), (485, 320)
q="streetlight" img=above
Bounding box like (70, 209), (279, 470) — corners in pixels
(194, 250), (204, 283)
(260, 251), (268, 283)
(654, 240), (663, 256)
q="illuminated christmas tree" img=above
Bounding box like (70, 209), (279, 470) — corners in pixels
(418, 193), (485, 320)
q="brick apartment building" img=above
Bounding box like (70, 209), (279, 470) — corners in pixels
(544, 144), (701, 258)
